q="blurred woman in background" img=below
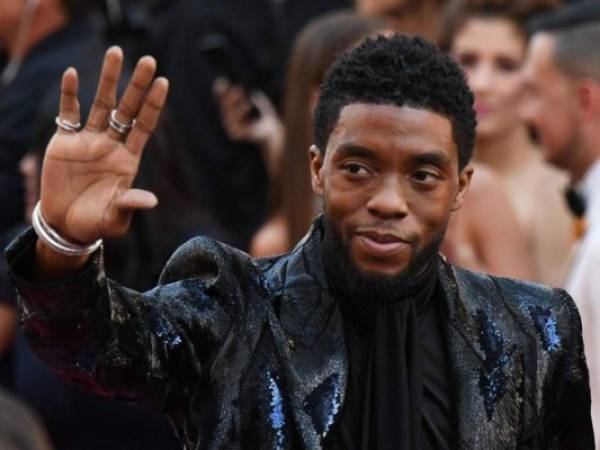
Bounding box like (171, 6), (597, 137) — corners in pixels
(441, 0), (572, 285)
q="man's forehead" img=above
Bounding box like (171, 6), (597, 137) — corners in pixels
(528, 33), (557, 71)
(335, 103), (452, 132)
(327, 103), (456, 158)
(525, 33), (575, 93)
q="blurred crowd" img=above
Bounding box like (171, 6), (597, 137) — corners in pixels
(0, 0), (599, 448)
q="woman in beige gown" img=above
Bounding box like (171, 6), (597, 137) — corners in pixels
(442, 0), (573, 285)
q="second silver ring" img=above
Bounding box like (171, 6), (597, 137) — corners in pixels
(108, 109), (136, 135)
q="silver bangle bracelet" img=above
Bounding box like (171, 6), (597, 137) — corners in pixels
(32, 201), (103, 256)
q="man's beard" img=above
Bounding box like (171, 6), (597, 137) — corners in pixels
(321, 215), (445, 304)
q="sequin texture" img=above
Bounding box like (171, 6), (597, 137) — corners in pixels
(529, 306), (561, 353)
(303, 374), (343, 437)
(268, 372), (286, 449)
(475, 309), (512, 420)
(153, 314), (183, 349)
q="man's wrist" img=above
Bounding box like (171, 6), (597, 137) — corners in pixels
(33, 238), (91, 282)
(33, 202), (103, 256)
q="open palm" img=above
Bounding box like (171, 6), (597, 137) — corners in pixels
(40, 46), (169, 244)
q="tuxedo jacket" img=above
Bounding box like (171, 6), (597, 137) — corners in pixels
(7, 221), (594, 450)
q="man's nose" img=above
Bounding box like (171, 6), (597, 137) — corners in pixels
(366, 177), (408, 218)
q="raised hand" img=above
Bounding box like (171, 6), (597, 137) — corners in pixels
(212, 78), (283, 179)
(40, 46), (169, 245)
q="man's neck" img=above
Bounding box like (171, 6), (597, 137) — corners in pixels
(571, 154), (600, 186)
(569, 130), (600, 184)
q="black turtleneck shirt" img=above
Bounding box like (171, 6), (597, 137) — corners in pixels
(326, 274), (452, 449)
(419, 281), (452, 449)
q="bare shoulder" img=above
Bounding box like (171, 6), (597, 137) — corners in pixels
(470, 162), (499, 187)
(250, 214), (289, 258)
(464, 163), (509, 207)
(525, 147), (569, 190)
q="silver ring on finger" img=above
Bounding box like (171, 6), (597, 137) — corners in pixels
(55, 116), (82, 132)
(108, 109), (136, 135)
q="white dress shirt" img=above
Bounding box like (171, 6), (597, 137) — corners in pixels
(566, 158), (600, 445)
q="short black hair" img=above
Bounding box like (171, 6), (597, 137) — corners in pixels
(314, 34), (476, 170)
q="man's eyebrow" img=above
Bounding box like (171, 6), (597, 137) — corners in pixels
(413, 151), (452, 167)
(334, 144), (376, 159)
(334, 144), (452, 166)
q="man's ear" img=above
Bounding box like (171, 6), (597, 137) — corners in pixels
(576, 80), (600, 120)
(309, 144), (324, 196)
(451, 163), (474, 211)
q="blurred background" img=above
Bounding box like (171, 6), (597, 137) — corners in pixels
(0, 0), (596, 448)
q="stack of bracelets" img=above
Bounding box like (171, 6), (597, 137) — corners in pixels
(32, 201), (103, 256)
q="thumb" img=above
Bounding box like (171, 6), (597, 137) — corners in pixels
(116, 189), (158, 211)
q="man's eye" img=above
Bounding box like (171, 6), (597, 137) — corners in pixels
(413, 170), (437, 183)
(343, 163), (368, 176)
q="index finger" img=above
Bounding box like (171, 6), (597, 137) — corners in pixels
(57, 67), (81, 135)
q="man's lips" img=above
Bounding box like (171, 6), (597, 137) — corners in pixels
(354, 230), (410, 258)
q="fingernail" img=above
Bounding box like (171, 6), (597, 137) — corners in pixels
(138, 55), (157, 68)
(107, 45), (123, 57)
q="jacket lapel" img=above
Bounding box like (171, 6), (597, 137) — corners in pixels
(262, 222), (348, 449)
(441, 260), (525, 449)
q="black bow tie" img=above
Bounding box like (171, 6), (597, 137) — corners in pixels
(564, 186), (586, 218)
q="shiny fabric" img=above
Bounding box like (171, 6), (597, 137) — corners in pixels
(419, 290), (452, 449)
(324, 250), (442, 450)
(6, 220), (594, 450)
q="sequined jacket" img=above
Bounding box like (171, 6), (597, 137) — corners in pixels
(7, 224), (593, 450)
